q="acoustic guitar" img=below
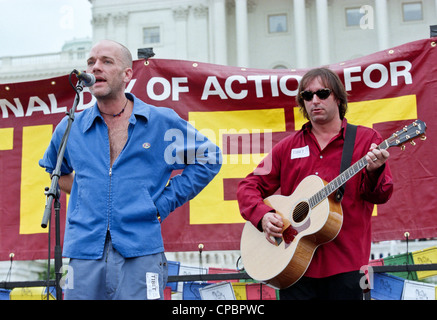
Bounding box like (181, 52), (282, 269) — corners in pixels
(240, 120), (427, 289)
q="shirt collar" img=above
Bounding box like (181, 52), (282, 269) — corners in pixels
(81, 93), (150, 133)
(339, 118), (348, 139)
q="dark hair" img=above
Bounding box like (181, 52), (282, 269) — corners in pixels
(296, 68), (348, 120)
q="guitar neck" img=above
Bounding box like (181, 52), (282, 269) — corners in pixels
(308, 139), (390, 209)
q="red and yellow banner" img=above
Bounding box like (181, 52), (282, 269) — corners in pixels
(1, 38), (436, 260)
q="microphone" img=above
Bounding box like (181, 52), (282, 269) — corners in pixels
(72, 69), (96, 87)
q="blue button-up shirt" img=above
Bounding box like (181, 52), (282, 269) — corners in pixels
(39, 93), (221, 259)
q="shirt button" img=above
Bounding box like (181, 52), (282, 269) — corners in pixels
(315, 172), (319, 175)
(320, 155), (323, 159)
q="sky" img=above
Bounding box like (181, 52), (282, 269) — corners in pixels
(0, 0), (92, 57)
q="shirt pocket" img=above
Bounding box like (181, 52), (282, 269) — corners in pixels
(66, 175), (107, 226)
(112, 178), (159, 224)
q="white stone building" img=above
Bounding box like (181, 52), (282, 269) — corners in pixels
(90, 0), (437, 69)
(0, 38), (92, 84)
(1, 0), (436, 81)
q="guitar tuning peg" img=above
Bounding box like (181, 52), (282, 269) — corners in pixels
(401, 145), (406, 151)
(410, 140), (416, 146)
(420, 135), (427, 141)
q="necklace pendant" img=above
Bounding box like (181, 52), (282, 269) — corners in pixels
(113, 108), (124, 117)
(99, 99), (128, 118)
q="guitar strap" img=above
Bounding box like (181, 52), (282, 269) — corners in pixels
(335, 123), (357, 202)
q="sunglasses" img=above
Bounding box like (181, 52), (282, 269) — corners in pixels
(300, 88), (332, 101)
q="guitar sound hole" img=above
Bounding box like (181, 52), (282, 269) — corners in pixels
(293, 201), (309, 223)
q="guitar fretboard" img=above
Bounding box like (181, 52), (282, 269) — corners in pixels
(308, 139), (390, 209)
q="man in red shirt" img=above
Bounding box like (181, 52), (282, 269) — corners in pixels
(237, 68), (393, 299)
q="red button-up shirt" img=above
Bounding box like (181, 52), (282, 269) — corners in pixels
(237, 118), (393, 278)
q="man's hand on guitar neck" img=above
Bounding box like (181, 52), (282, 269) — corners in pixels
(365, 143), (390, 173)
(261, 212), (284, 245)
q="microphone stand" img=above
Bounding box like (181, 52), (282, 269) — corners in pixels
(41, 72), (85, 300)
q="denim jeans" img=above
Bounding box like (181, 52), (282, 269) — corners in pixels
(64, 233), (168, 300)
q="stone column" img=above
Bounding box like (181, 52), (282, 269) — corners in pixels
(113, 12), (129, 43)
(235, 0), (249, 67)
(375, 0), (389, 50)
(316, 0), (330, 65)
(293, 0), (307, 68)
(173, 6), (190, 60)
(212, 0), (228, 65)
(192, 5), (210, 62)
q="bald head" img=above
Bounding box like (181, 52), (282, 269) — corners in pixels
(90, 39), (133, 69)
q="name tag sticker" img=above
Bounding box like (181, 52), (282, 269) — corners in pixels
(146, 272), (161, 300)
(291, 145), (310, 159)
